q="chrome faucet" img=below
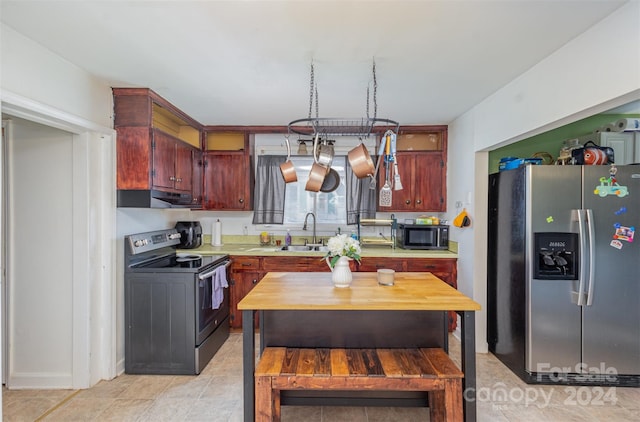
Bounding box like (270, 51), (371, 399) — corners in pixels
(303, 212), (318, 245)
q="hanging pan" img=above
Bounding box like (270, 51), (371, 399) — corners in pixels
(279, 136), (297, 183)
(306, 132), (330, 192)
(348, 140), (375, 179)
(320, 168), (341, 193)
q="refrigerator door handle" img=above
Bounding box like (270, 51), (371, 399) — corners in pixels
(572, 209), (588, 306)
(585, 209), (596, 306)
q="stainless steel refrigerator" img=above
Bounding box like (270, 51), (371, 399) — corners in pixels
(488, 165), (639, 386)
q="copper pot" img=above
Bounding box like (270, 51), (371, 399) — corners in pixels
(348, 143), (375, 179)
(305, 162), (328, 192)
(279, 137), (297, 183)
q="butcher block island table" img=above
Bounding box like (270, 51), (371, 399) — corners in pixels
(238, 272), (481, 422)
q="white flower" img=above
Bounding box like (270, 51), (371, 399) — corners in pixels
(325, 234), (361, 267)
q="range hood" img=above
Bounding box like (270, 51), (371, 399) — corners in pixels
(117, 189), (193, 209)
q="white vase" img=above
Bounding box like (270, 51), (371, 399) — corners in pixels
(327, 256), (352, 288)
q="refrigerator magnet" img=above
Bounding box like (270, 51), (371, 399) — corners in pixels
(610, 240), (624, 250)
(546, 216), (554, 223)
(594, 176), (629, 197)
(615, 207), (627, 215)
(613, 223), (635, 243)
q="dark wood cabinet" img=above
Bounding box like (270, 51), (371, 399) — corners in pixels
(229, 257), (264, 329)
(356, 257), (405, 272)
(262, 256), (329, 272)
(201, 131), (254, 211)
(153, 129), (197, 192)
(405, 258), (458, 331)
(113, 88), (203, 206)
(191, 150), (204, 207)
(378, 152), (445, 212)
(203, 152), (252, 210)
(377, 128), (447, 212)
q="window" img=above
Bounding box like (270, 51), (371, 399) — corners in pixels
(283, 156), (347, 225)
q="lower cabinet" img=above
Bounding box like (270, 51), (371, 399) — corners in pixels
(229, 255), (458, 331)
(229, 257), (264, 329)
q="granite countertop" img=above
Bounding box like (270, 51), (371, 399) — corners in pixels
(179, 238), (458, 259)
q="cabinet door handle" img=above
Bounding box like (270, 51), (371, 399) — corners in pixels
(169, 176), (176, 181)
(405, 199), (411, 205)
(239, 198), (244, 204)
(176, 177), (182, 182)
(242, 263), (253, 267)
(252, 279), (258, 284)
(416, 199), (422, 204)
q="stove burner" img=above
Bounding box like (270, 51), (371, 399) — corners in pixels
(176, 253), (203, 262)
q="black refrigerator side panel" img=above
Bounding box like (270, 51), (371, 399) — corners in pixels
(488, 168), (527, 377)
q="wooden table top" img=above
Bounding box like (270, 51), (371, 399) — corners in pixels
(238, 272), (481, 312)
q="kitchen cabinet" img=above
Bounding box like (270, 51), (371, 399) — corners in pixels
(202, 131), (254, 210)
(191, 149), (204, 207)
(377, 129), (447, 212)
(152, 129), (197, 192)
(355, 257), (405, 272)
(113, 88), (203, 207)
(228, 254), (458, 331)
(598, 131), (639, 165)
(405, 258), (458, 331)
(229, 257), (264, 329)
(262, 256), (328, 272)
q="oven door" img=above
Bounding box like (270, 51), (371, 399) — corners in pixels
(195, 261), (231, 345)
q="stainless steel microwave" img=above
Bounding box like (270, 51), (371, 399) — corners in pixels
(396, 224), (449, 250)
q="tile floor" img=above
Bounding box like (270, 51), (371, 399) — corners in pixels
(2, 333), (638, 421)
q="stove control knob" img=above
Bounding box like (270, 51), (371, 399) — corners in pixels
(169, 233), (181, 240)
(134, 240), (144, 247)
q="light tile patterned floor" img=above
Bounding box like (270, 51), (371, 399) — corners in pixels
(2, 334), (638, 421)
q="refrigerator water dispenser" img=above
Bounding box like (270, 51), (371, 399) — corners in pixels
(534, 232), (578, 280)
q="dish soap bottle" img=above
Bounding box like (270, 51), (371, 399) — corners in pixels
(285, 229), (292, 246)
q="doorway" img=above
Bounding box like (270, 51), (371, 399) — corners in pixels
(1, 111), (116, 389)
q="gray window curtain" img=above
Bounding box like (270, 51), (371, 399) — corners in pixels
(346, 156), (377, 225)
(252, 155), (286, 224)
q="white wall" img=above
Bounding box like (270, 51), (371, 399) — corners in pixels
(1, 24), (112, 129)
(448, 1), (640, 352)
(6, 118), (74, 387)
(1, 21), (117, 392)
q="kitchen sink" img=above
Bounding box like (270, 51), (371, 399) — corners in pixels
(279, 245), (329, 253)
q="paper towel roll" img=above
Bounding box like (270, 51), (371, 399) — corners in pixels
(615, 118), (640, 132)
(212, 219), (223, 246)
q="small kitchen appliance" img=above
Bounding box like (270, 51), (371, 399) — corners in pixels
(396, 224), (449, 250)
(124, 228), (230, 374)
(175, 221), (202, 249)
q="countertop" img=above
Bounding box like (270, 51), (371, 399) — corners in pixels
(238, 272), (479, 311)
(178, 243), (457, 259)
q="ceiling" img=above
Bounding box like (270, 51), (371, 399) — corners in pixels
(0, 0), (629, 127)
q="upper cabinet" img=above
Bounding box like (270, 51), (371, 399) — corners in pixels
(377, 128), (447, 212)
(202, 131), (254, 210)
(114, 88), (203, 207)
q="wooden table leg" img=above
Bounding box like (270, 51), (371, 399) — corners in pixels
(460, 311), (476, 422)
(243, 310), (255, 422)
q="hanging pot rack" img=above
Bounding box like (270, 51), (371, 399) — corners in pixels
(287, 60), (399, 138)
(287, 117), (399, 137)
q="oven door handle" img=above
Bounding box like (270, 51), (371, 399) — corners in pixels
(198, 260), (232, 280)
